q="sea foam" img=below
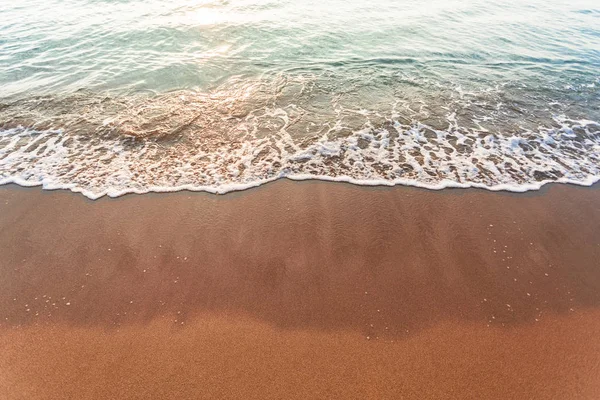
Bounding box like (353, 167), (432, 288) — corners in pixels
(1, 112), (599, 199)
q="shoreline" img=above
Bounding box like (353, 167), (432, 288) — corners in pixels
(2, 172), (600, 200)
(1, 181), (600, 398)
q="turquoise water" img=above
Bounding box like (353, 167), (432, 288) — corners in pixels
(1, 0), (599, 197)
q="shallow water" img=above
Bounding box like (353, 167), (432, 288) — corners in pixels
(1, 0), (599, 197)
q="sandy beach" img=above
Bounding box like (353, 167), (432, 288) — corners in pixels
(1, 181), (600, 399)
(2, 0), (600, 398)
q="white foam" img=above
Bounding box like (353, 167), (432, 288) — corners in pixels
(1, 114), (599, 199)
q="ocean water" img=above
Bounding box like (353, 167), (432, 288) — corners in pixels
(0, 0), (599, 198)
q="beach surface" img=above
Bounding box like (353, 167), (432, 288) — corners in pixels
(1, 181), (600, 399)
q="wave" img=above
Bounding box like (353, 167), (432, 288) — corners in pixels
(1, 75), (599, 199)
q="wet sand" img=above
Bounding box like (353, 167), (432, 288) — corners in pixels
(1, 180), (600, 399)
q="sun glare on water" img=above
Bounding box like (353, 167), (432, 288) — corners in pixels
(168, 0), (277, 27)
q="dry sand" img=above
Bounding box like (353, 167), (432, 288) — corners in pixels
(1, 180), (600, 399)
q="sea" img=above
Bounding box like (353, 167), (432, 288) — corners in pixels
(1, 0), (599, 198)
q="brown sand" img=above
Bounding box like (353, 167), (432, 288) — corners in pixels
(1, 180), (600, 399)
